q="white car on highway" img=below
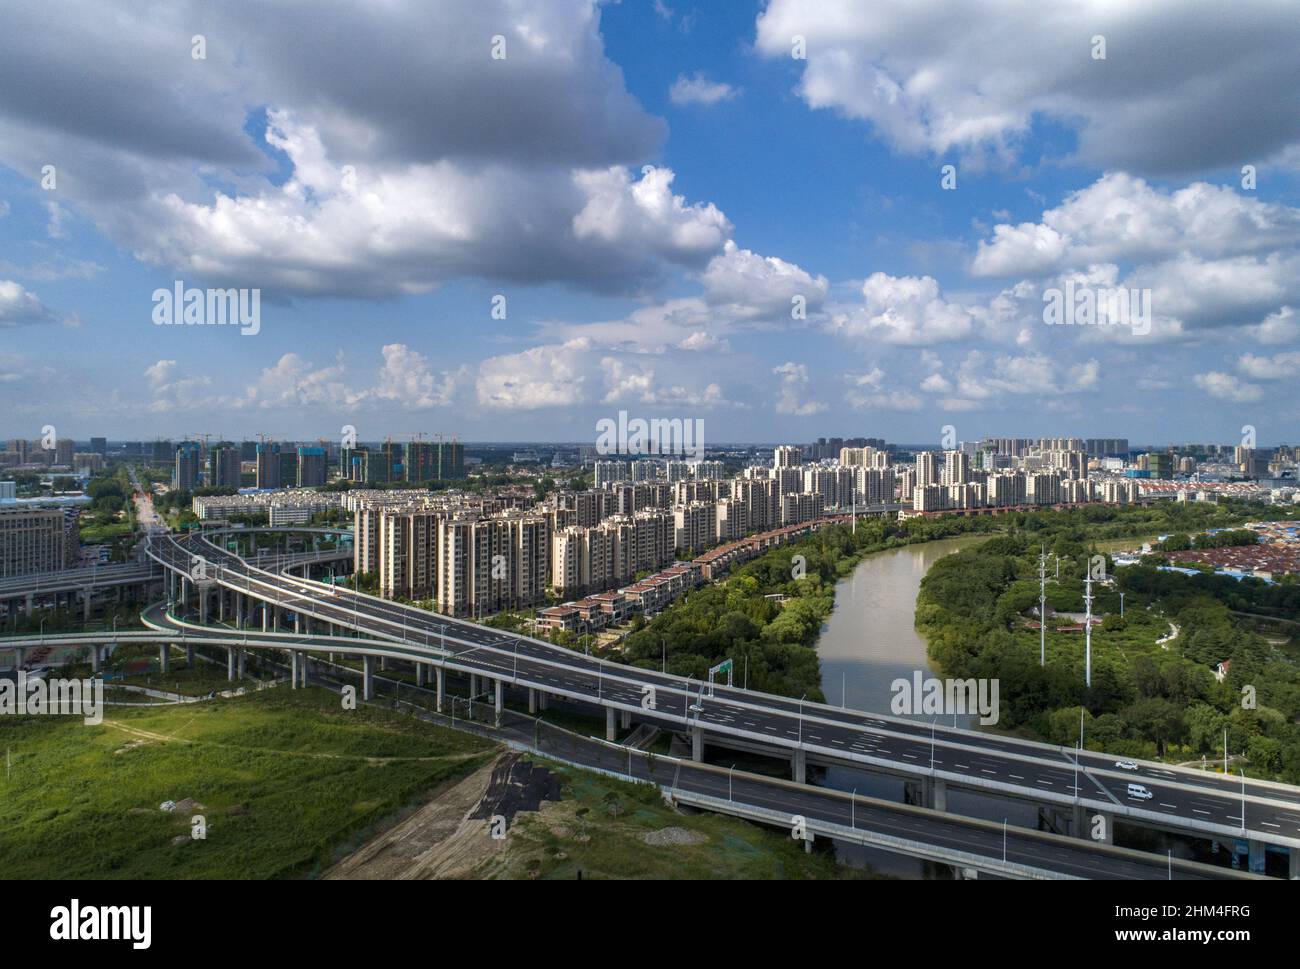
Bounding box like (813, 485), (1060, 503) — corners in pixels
(1115, 760), (1139, 771)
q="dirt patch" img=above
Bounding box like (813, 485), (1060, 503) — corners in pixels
(323, 754), (502, 880)
(323, 752), (561, 880)
(642, 827), (708, 847)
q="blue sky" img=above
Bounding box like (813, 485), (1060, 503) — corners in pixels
(1, 0), (1298, 446)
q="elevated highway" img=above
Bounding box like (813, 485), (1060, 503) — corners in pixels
(135, 527), (1300, 878)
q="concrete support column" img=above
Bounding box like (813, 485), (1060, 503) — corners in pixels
(1248, 839), (1266, 874)
(199, 588), (208, 625)
(691, 726), (704, 762)
(300, 652), (310, 686)
(792, 748), (806, 784)
(606, 706), (617, 742)
(25, 593), (33, 617)
(539, 692), (549, 711)
(470, 674), (479, 697)
(272, 606), (281, 632)
(83, 587), (91, 622)
(290, 651), (299, 689)
(295, 614), (302, 634)
(235, 594), (243, 629)
(186, 644), (195, 666)
(261, 604), (269, 633)
(435, 666), (444, 713)
(415, 663), (425, 687)
(930, 777), (947, 812)
(227, 647), (236, 681)
(495, 679), (503, 727)
(159, 643), (169, 674)
(90, 644), (100, 674)
(528, 688), (537, 714)
(237, 649), (246, 678)
(1290, 846), (1299, 880)
(362, 655), (375, 701)
(218, 589), (225, 622)
(620, 709), (631, 729)
(380, 656), (387, 671)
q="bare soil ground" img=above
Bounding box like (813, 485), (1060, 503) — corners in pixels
(323, 751), (560, 880)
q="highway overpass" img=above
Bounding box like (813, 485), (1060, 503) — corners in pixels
(129, 527), (1300, 878)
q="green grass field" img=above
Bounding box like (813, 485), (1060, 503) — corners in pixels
(0, 688), (494, 879)
(498, 761), (876, 880)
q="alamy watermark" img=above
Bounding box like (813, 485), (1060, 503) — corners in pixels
(152, 280), (261, 336)
(595, 410), (704, 461)
(1043, 281), (1150, 336)
(1, 672), (103, 725)
(890, 671), (999, 726)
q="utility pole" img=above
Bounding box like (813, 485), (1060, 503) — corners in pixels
(1083, 569), (1094, 689)
(1038, 546), (1047, 667)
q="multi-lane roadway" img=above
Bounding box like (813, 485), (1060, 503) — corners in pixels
(147, 528), (1300, 863)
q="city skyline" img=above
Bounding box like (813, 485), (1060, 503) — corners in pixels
(2, 1), (1299, 444)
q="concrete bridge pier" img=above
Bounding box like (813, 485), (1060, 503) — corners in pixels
(199, 589), (208, 625)
(89, 644), (99, 674)
(926, 776), (947, 812)
(235, 595), (243, 629)
(470, 674), (479, 697)
(159, 644), (169, 674)
(217, 589), (225, 622)
(300, 652), (310, 686)
(362, 655), (375, 701)
(691, 726), (704, 762)
(272, 606), (281, 632)
(24, 592), (33, 617)
(435, 666), (444, 713)
(606, 706), (617, 742)
(415, 663), (425, 687)
(261, 605), (269, 633)
(226, 647), (236, 681)
(528, 688), (537, 714)
(495, 679), (503, 726)
(237, 649), (246, 678)
(379, 655), (387, 671)
(1290, 846), (1299, 880)
(290, 651), (299, 688)
(620, 709), (631, 730)
(186, 644), (195, 666)
(1248, 839), (1266, 874)
(538, 691), (549, 711)
(82, 587), (91, 622)
(295, 614), (302, 634)
(792, 748), (806, 784)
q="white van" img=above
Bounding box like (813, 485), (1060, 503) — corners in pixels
(1127, 783), (1154, 800)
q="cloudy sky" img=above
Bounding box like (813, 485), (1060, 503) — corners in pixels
(1, 0), (1298, 445)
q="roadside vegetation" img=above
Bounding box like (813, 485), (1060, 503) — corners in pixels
(488, 760), (874, 880)
(0, 688), (494, 878)
(914, 502), (1300, 781)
